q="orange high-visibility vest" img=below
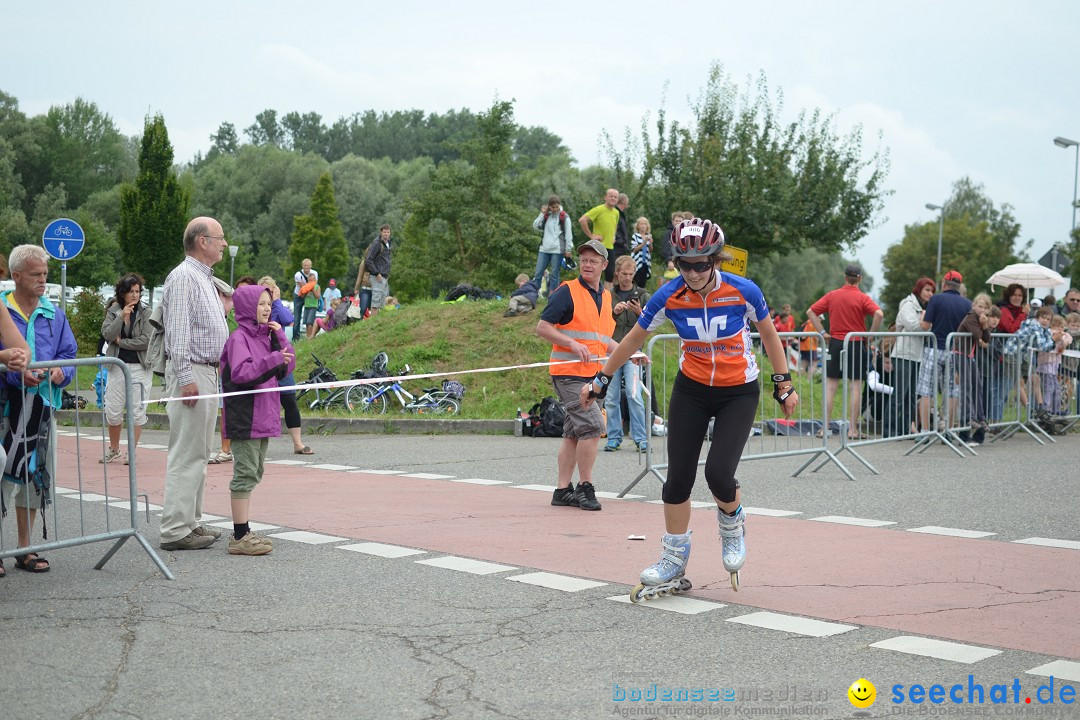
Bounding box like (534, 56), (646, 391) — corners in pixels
(549, 279), (615, 377)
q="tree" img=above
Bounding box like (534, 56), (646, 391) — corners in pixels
(245, 109), (283, 147)
(604, 64), (890, 258)
(208, 122), (239, 156)
(28, 97), (134, 209)
(118, 114), (190, 297)
(400, 100), (535, 299)
(287, 172), (349, 283)
(880, 177), (1030, 318)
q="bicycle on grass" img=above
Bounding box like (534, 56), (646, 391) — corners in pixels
(294, 354), (364, 412)
(347, 365), (464, 415)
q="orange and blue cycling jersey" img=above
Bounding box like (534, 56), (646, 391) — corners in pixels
(638, 271), (769, 387)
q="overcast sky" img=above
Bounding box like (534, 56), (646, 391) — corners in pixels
(3, 0), (1078, 297)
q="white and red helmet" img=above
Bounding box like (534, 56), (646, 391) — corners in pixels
(670, 217), (725, 259)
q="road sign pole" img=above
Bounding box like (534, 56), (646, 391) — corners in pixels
(61, 262), (67, 314)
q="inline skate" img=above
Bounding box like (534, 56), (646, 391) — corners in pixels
(630, 532), (692, 602)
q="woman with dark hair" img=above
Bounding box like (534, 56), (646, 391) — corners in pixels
(99, 273), (151, 464)
(990, 283), (1029, 420)
(887, 277), (935, 436)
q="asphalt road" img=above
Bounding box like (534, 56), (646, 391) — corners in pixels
(2, 426), (1078, 720)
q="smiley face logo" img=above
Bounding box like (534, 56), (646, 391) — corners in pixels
(847, 678), (876, 709)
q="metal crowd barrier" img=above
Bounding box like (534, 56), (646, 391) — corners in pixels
(0, 356), (173, 579)
(619, 330), (855, 496)
(615, 326), (1076, 493)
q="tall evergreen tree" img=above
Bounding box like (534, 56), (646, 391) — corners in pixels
(118, 113), (190, 297)
(287, 172), (349, 282)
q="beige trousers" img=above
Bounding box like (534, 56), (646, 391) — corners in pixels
(159, 363), (218, 543)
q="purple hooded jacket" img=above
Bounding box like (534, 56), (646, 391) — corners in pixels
(221, 285), (296, 440)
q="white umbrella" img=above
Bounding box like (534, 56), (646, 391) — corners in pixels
(985, 262), (1065, 289)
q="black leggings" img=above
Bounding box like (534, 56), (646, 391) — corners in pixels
(280, 389), (301, 429)
(663, 373), (759, 505)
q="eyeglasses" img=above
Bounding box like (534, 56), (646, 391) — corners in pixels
(201, 235), (225, 241)
(677, 259), (713, 273)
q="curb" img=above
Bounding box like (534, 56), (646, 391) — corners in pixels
(55, 409), (516, 436)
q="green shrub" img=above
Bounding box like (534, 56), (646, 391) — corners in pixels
(69, 289), (106, 355)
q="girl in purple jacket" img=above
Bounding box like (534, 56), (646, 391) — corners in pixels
(221, 285), (296, 556)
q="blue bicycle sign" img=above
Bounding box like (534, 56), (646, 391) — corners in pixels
(42, 218), (86, 260)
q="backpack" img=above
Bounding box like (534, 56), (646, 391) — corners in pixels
(522, 396), (565, 438)
(146, 303), (167, 377)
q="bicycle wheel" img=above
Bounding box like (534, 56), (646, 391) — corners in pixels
(347, 384), (387, 415)
(434, 397), (460, 415)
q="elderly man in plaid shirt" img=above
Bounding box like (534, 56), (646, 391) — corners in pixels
(158, 217), (230, 551)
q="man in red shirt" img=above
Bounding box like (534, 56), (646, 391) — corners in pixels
(807, 265), (883, 439)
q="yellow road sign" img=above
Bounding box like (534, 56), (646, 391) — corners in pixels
(721, 245), (748, 276)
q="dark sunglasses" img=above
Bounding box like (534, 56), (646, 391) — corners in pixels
(677, 259), (713, 273)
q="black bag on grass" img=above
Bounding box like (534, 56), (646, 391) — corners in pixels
(523, 396), (565, 437)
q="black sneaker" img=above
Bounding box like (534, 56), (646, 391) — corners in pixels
(551, 485), (578, 507)
(574, 482), (602, 511)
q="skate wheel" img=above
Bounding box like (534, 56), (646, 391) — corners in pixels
(678, 578), (693, 592)
(630, 583), (647, 603)
(730, 570), (740, 592)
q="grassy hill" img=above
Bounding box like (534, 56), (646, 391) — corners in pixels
(294, 299), (561, 419)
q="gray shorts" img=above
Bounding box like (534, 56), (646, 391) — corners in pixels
(371, 275), (389, 309)
(551, 376), (603, 440)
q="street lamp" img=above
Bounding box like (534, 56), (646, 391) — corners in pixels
(228, 244), (239, 286)
(1054, 136), (1079, 233)
(926, 203), (944, 279)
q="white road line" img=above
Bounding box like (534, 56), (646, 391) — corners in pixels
(510, 484), (555, 492)
(594, 491), (644, 500)
(401, 472), (455, 479)
(308, 463), (359, 471)
(337, 542), (427, 558)
(1025, 660), (1080, 683)
(210, 520), (278, 532)
(743, 507), (802, 517)
(350, 469), (406, 475)
(908, 526), (996, 539)
(415, 556), (517, 575)
(53, 487), (80, 495)
(62, 492), (121, 502)
(139, 443), (168, 449)
(268, 530), (347, 544)
(869, 636), (1002, 663)
(447, 478), (512, 485)
(809, 515), (896, 527)
(1013, 537), (1080, 551)
(107, 500), (163, 512)
(607, 594), (725, 615)
(265, 460), (312, 466)
(726, 611), (857, 637)
(507, 572), (608, 592)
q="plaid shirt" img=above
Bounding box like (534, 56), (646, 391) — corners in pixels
(1003, 317), (1055, 357)
(162, 256), (228, 386)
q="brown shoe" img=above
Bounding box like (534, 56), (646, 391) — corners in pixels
(160, 532), (215, 551)
(192, 524), (223, 540)
(229, 532), (272, 556)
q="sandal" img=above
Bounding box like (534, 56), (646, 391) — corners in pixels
(14, 554), (50, 573)
(294, 446), (314, 455)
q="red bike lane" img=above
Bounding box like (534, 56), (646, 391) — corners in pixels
(55, 436), (1080, 660)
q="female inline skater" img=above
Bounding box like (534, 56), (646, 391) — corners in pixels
(581, 217), (798, 597)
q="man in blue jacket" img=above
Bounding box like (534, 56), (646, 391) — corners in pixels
(1, 245), (77, 574)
